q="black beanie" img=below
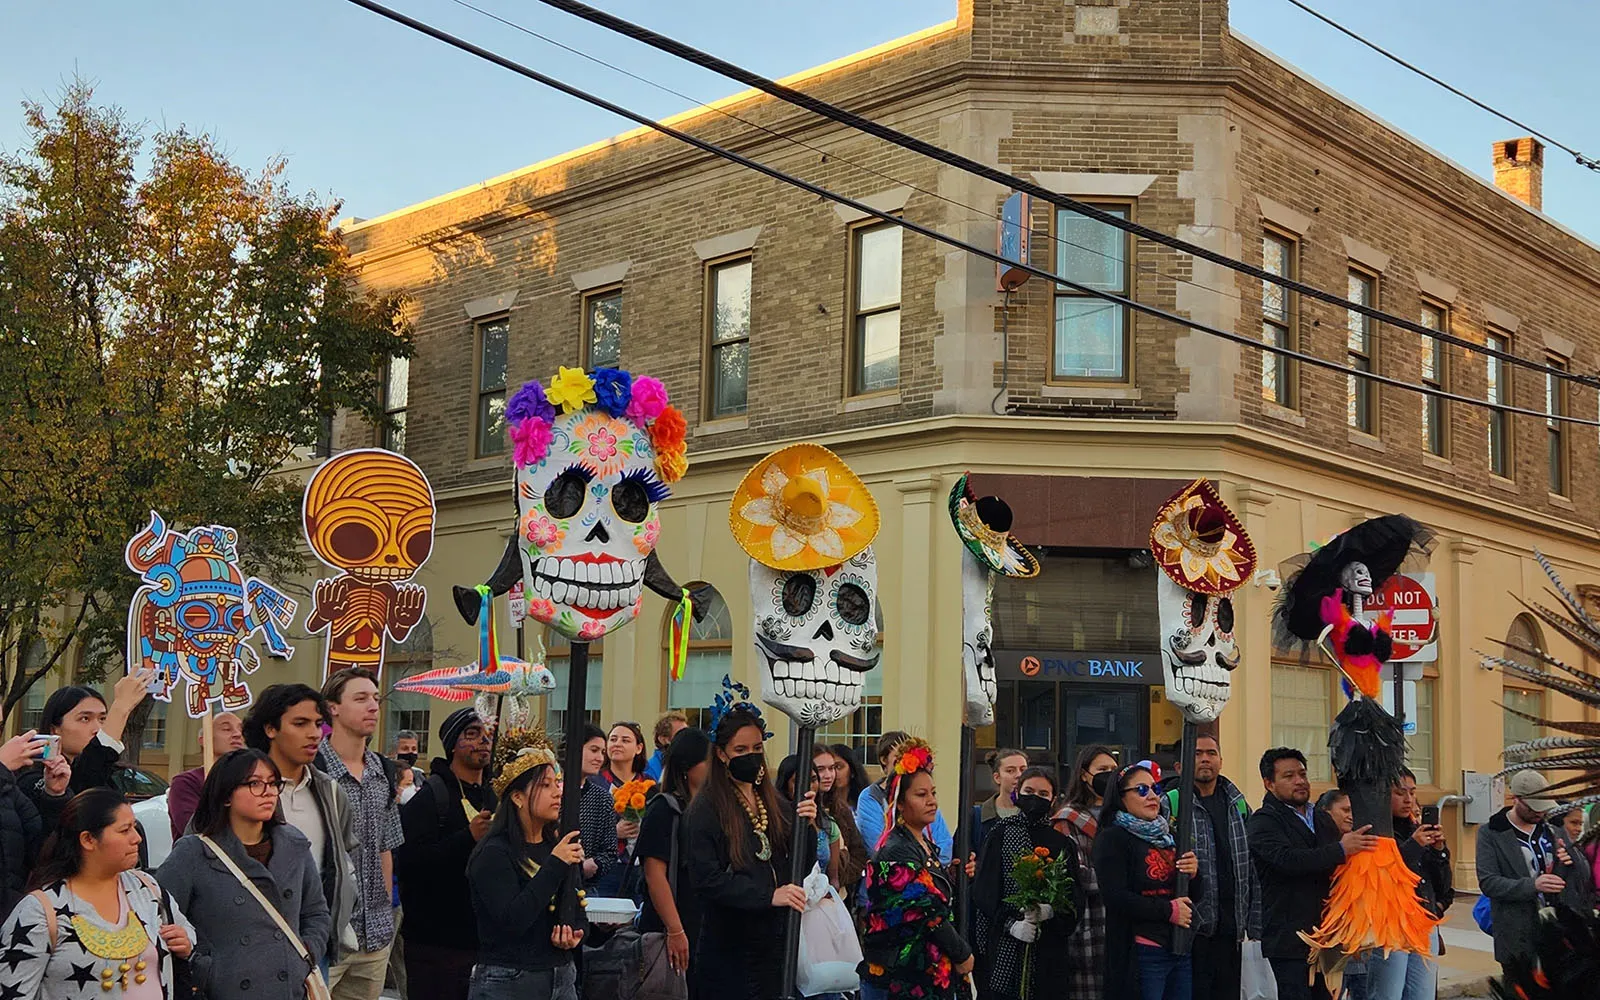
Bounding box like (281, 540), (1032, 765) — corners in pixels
(440, 707), (483, 756)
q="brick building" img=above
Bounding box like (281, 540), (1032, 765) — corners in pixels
(120, 0), (1600, 886)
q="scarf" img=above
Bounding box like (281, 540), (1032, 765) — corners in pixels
(1113, 809), (1174, 849)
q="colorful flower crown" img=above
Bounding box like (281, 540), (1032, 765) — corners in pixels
(893, 737), (935, 776)
(504, 366), (688, 484)
(707, 674), (772, 739)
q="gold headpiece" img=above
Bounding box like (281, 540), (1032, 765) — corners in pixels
(492, 725), (560, 795)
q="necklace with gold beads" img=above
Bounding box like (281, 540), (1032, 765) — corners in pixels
(738, 790), (772, 861)
(66, 883), (151, 992)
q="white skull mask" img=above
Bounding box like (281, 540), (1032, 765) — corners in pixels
(1158, 574), (1239, 723)
(1340, 560), (1374, 597)
(750, 547), (880, 727)
(516, 408), (664, 641)
(961, 552), (996, 727)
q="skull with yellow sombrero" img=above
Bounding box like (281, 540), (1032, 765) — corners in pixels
(947, 474), (1038, 727)
(731, 444), (881, 728)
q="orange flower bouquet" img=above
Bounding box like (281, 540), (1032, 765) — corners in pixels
(612, 777), (655, 824)
(1004, 844), (1076, 912)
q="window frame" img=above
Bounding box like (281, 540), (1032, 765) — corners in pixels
(473, 314), (511, 458)
(846, 218), (905, 397)
(1261, 229), (1300, 409)
(544, 628), (605, 733)
(1546, 354), (1568, 496)
(581, 285), (624, 370)
(1419, 300), (1450, 459)
(1345, 266), (1380, 434)
(381, 354), (409, 453)
(1485, 329), (1513, 479)
(1502, 613), (1546, 751)
(1049, 200), (1135, 385)
(702, 253), (753, 421)
(1269, 659), (1334, 783)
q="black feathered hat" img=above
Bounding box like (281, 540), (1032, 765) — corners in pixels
(1272, 514), (1435, 651)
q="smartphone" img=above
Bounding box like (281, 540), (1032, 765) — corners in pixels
(1420, 805), (1439, 827)
(37, 734), (60, 760)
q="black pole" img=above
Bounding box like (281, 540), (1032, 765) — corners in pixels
(556, 640), (591, 928)
(954, 724), (976, 939)
(1393, 666), (1406, 733)
(1171, 721), (1199, 956)
(779, 723), (818, 1000)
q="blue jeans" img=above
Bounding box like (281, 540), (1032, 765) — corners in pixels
(1137, 944), (1192, 1000)
(467, 963), (577, 1000)
(860, 985), (888, 1000)
(1361, 930), (1440, 1000)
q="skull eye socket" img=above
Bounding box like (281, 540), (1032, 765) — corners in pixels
(404, 530), (433, 566)
(330, 522), (381, 564)
(1217, 597), (1234, 634)
(1186, 591), (1209, 628)
(180, 602), (218, 632)
(224, 606), (245, 633)
(545, 470), (589, 519)
(782, 575), (817, 618)
(612, 479), (649, 524)
(836, 583), (870, 626)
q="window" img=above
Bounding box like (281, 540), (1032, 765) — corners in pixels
(666, 585), (732, 731)
(1346, 270), (1378, 433)
(1261, 232), (1297, 406)
(1410, 676), (1435, 785)
(1486, 331), (1511, 477)
(1053, 205), (1131, 381)
(546, 631), (603, 734)
(475, 316), (510, 457)
(1271, 662), (1332, 782)
(706, 257), (752, 418)
(142, 702), (168, 751)
(1419, 303), (1448, 457)
(382, 354), (409, 453)
(385, 617), (435, 754)
(18, 685), (45, 735)
(584, 288), (622, 369)
(850, 222), (903, 394)
(818, 666), (884, 763)
(1503, 614), (1545, 751)
(1547, 356), (1567, 495)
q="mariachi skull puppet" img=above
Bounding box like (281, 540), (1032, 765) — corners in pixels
(303, 448), (434, 681)
(454, 366), (707, 637)
(948, 475), (1039, 727)
(1148, 480), (1257, 724)
(125, 511), (298, 717)
(731, 444), (882, 728)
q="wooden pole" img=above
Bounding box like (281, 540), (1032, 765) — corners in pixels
(779, 723), (818, 1000)
(202, 705), (215, 773)
(1170, 720), (1198, 956)
(954, 723), (976, 939)
(555, 640), (591, 928)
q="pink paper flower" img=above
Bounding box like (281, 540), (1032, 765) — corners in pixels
(625, 375), (670, 423)
(528, 598), (556, 622)
(523, 513), (565, 550)
(509, 419), (553, 468)
(578, 618), (609, 640)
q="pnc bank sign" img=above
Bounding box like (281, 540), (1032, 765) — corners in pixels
(994, 650), (1162, 685)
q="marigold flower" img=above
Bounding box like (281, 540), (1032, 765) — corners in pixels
(657, 446), (689, 484)
(648, 405), (688, 453)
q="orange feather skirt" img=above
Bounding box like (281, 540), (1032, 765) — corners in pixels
(1300, 838), (1438, 962)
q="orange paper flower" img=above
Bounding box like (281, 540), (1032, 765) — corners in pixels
(649, 406), (687, 453)
(657, 446), (689, 484)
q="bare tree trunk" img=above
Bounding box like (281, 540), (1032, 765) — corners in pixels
(120, 697), (154, 766)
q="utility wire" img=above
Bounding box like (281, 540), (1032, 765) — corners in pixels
(1280, 0), (1600, 172)
(340, 0), (1600, 429)
(525, 0), (1600, 392)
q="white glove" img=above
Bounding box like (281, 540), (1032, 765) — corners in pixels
(1007, 917), (1039, 943)
(1031, 903), (1054, 922)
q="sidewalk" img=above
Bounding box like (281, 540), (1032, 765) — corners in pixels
(1435, 894), (1498, 999)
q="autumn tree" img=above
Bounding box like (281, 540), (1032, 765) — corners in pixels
(0, 82), (410, 759)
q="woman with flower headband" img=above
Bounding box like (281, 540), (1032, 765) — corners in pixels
(858, 739), (975, 999)
(1092, 760), (1200, 1000)
(684, 699), (817, 1000)
(464, 731), (586, 1000)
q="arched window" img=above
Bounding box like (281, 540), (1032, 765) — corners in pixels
(546, 630), (603, 734)
(386, 617), (436, 754)
(1502, 613), (1546, 750)
(666, 585), (731, 731)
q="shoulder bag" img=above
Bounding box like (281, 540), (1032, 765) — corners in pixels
(197, 835), (333, 1000)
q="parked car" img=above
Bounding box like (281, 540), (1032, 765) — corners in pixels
(132, 792), (173, 867)
(110, 765), (169, 802)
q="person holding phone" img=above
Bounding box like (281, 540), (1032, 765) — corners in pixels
(0, 730), (65, 916)
(1355, 767), (1452, 1000)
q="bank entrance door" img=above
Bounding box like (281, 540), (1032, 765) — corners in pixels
(998, 679), (1147, 785)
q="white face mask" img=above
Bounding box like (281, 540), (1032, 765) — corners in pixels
(750, 547), (880, 727)
(1340, 560), (1374, 597)
(961, 552), (997, 727)
(1157, 574), (1238, 724)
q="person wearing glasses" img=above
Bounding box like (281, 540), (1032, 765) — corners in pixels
(1092, 761), (1200, 1000)
(158, 748), (332, 1000)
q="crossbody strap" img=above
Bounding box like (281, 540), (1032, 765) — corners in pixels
(197, 836), (312, 965)
(29, 890), (56, 951)
(666, 797), (682, 898)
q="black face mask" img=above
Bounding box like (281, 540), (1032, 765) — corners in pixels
(1016, 793), (1052, 823)
(396, 753), (418, 768)
(727, 752), (765, 785)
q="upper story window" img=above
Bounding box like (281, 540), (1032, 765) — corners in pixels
(1547, 355), (1568, 495)
(705, 256), (752, 419)
(584, 288), (622, 369)
(1053, 205), (1131, 381)
(1486, 331), (1511, 478)
(1346, 269), (1379, 434)
(1419, 302), (1448, 458)
(1261, 231), (1298, 407)
(382, 355), (409, 453)
(475, 316), (510, 457)
(850, 221), (903, 395)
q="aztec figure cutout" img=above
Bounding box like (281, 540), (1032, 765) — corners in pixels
(732, 444), (882, 728)
(1148, 480), (1256, 724)
(303, 448), (433, 680)
(948, 475), (1038, 727)
(125, 511), (298, 718)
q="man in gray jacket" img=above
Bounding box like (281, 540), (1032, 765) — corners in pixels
(1475, 770), (1593, 973)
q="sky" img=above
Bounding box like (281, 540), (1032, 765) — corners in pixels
(3, 0), (1599, 240)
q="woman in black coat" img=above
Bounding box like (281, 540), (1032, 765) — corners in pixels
(1091, 762), (1199, 1000)
(973, 767), (1081, 1000)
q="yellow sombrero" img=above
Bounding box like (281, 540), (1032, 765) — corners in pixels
(730, 444), (880, 571)
(1148, 478), (1256, 596)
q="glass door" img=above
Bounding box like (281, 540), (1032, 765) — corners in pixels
(1059, 686), (1143, 778)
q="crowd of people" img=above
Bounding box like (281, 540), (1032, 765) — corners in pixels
(0, 675), (1592, 1000)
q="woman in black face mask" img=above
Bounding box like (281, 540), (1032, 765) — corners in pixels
(683, 706), (816, 1000)
(972, 767), (1084, 1000)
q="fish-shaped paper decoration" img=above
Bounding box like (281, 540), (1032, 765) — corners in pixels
(390, 658), (556, 702)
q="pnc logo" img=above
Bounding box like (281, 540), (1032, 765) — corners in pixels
(1020, 656), (1042, 677)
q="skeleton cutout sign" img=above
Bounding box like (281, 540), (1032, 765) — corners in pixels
(947, 475), (1037, 727)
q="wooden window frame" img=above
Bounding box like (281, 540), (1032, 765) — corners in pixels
(1261, 229), (1299, 409)
(1050, 200), (1135, 385)
(1547, 354), (1568, 496)
(381, 354), (409, 453)
(473, 314), (511, 458)
(1486, 329), (1513, 479)
(581, 285), (623, 370)
(1346, 267), (1380, 434)
(1419, 300), (1450, 458)
(702, 253), (753, 421)
(846, 218), (904, 398)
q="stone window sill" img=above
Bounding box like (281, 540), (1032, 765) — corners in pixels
(838, 391), (901, 414)
(1260, 401), (1306, 427)
(1039, 384), (1142, 401)
(1488, 474), (1518, 494)
(1347, 429), (1386, 453)
(694, 415), (748, 437)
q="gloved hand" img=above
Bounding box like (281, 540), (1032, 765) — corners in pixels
(1031, 903), (1054, 922)
(1007, 917), (1039, 943)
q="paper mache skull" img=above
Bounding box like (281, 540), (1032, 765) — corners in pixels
(948, 475), (1039, 728)
(452, 366), (704, 639)
(731, 444), (882, 728)
(1148, 480), (1257, 724)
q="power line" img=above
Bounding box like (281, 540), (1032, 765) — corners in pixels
(525, 0), (1600, 393)
(340, 0), (1600, 429)
(1280, 0), (1600, 172)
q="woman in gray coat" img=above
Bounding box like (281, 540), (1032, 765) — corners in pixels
(157, 749), (331, 1000)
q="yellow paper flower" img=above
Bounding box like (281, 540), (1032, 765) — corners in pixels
(545, 366), (598, 414)
(658, 447), (689, 484)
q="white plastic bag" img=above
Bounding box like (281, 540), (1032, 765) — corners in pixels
(796, 866), (863, 997)
(1241, 939), (1279, 1000)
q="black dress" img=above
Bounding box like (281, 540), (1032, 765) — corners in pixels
(972, 813), (1082, 1000)
(682, 792), (792, 1000)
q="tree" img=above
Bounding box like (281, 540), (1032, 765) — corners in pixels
(0, 82), (411, 761)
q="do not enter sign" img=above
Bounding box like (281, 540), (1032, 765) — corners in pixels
(1365, 573), (1437, 662)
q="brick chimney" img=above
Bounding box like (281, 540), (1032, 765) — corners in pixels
(1492, 137), (1544, 210)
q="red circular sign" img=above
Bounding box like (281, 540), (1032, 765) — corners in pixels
(1364, 575), (1437, 660)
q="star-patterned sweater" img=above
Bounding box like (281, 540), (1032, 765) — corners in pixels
(0, 870), (196, 1000)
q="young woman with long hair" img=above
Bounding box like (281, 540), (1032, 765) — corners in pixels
(602, 721), (648, 786)
(821, 746), (868, 901)
(588, 721), (647, 898)
(636, 726), (712, 986)
(971, 748), (1028, 860)
(1092, 761), (1199, 1000)
(0, 788), (194, 1000)
(830, 743), (871, 805)
(466, 744), (586, 1000)
(684, 707), (815, 1000)
(777, 746), (843, 889)
(157, 749), (330, 1000)
(1053, 744), (1118, 1000)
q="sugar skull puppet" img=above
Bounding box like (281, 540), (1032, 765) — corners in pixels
(453, 367), (709, 637)
(302, 448), (434, 681)
(125, 511), (298, 718)
(731, 444), (883, 729)
(948, 475), (1039, 727)
(1148, 479), (1256, 725)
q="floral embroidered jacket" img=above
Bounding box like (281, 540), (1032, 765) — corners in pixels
(859, 824), (972, 998)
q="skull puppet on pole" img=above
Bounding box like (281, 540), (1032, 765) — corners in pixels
(730, 444), (882, 1000)
(1148, 479), (1257, 954)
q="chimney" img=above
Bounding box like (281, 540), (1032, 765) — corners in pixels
(1492, 137), (1544, 210)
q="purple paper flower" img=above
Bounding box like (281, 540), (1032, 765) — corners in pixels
(506, 380), (555, 424)
(591, 367), (633, 418)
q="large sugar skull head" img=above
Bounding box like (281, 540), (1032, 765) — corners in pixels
(749, 548), (880, 727)
(505, 367), (688, 641)
(1149, 480), (1256, 724)
(303, 449), (435, 582)
(948, 475), (1038, 727)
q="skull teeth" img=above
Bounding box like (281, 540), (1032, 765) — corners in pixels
(764, 656), (865, 711)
